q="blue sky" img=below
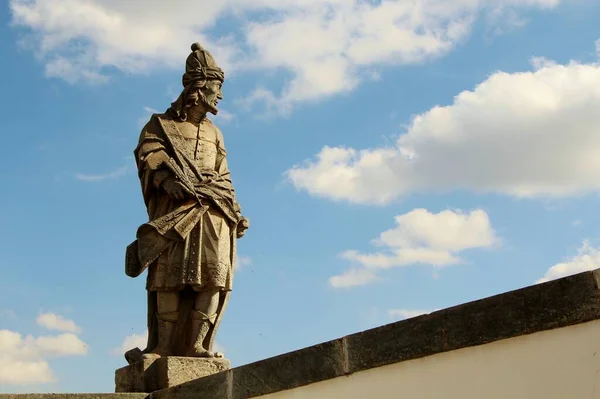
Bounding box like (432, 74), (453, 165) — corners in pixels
(1, 0), (600, 393)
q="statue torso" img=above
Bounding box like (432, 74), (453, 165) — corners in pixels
(174, 119), (219, 170)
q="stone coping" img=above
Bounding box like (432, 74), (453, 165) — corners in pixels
(0, 395), (148, 399)
(150, 269), (600, 399)
(3, 269), (600, 399)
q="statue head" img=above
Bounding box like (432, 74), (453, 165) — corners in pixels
(168, 42), (225, 121)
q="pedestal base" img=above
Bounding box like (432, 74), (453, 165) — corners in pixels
(115, 356), (230, 393)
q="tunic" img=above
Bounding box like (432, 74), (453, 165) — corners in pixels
(133, 113), (241, 293)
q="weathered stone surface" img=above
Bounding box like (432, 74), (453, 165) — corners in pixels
(116, 356), (230, 393)
(157, 357), (230, 389)
(120, 270), (600, 398)
(12, 270), (600, 399)
(345, 310), (444, 374)
(345, 269), (600, 374)
(149, 340), (346, 399)
(231, 339), (346, 399)
(149, 370), (231, 399)
(0, 395), (147, 399)
(116, 358), (156, 393)
(121, 41), (249, 364)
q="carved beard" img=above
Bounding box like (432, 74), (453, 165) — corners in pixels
(198, 88), (219, 115)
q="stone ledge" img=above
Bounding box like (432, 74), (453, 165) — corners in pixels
(116, 357), (230, 393)
(232, 339), (346, 399)
(346, 268), (600, 373)
(150, 370), (231, 399)
(149, 269), (600, 399)
(0, 395), (148, 399)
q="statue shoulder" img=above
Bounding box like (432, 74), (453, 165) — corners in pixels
(137, 112), (171, 144)
(205, 118), (224, 142)
(141, 112), (172, 133)
(150, 112), (174, 126)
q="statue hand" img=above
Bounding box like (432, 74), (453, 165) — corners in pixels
(236, 217), (249, 238)
(162, 177), (193, 200)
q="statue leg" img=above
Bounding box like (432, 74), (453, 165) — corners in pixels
(143, 291), (179, 359)
(186, 286), (220, 357)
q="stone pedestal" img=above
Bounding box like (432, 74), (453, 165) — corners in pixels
(115, 356), (230, 393)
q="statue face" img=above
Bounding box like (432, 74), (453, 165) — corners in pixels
(201, 80), (223, 114)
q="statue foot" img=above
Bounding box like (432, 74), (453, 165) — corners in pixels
(186, 346), (217, 358)
(142, 348), (171, 360)
(142, 353), (162, 360)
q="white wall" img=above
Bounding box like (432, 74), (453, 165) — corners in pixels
(258, 319), (600, 399)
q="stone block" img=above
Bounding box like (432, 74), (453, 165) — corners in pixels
(0, 395), (147, 399)
(232, 339), (346, 399)
(115, 357), (230, 393)
(149, 370), (231, 399)
(345, 269), (600, 374)
(116, 358), (155, 393)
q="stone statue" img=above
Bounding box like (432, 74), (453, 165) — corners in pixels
(124, 42), (249, 362)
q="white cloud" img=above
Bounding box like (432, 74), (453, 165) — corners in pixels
(143, 106), (159, 114)
(0, 309), (17, 319)
(341, 247), (460, 268)
(44, 55), (109, 84)
(536, 241), (600, 283)
(36, 313), (81, 333)
(137, 106), (161, 127)
(9, 0), (560, 110)
(75, 165), (128, 182)
(9, 0), (232, 80)
(485, 7), (528, 36)
(213, 341), (225, 354)
(0, 328), (88, 385)
(33, 334), (88, 356)
(530, 56), (557, 70)
(288, 57), (600, 203)
(111, 330), (148, 356)
(330, 208), (499, 288)
(0, 357), (54, 385)
(236, 255), (252, 270)
(389, 308), (437, 320)
(381, 209), (498, 249)
(240, 0), (559, 109)
(329, 268), (382, 289)
(213, 109), (235, 122)
(238, 87), (292, 117)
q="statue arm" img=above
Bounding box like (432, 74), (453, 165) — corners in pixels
(140, 150), (172, 188)
(215, 128), (249, 237)
(217, 157), (242, 215)
(137, 125), (192, 200)
(215, 129), (241, 214)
